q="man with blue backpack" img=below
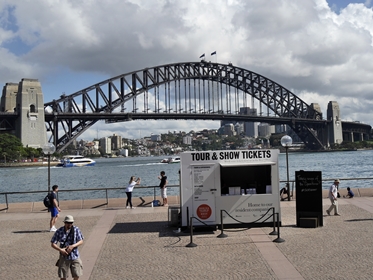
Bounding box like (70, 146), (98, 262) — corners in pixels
(48, 185), (61, 232)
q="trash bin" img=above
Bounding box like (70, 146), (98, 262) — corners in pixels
(168, 206), (180, 227)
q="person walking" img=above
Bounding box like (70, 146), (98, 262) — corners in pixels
(158, 171), (168, 206)
(49, 185), (61, 232)
(51, 215), (84, 280)
(126, 176), (141, 209)
(326, 179), (341, 216)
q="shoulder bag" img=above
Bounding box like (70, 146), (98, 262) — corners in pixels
(55, 226), (74, 267)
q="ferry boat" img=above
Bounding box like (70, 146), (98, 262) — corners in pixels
(57, 155), (96, 167)
(167, 156), (181, 164)
(160, 156), (181, 164)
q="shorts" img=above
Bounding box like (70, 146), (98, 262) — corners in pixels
(50, 207), (59, 218)
(58, 257), (83, 278)
(161, 187), (167, 199)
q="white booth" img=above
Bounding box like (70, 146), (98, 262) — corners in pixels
(180, 149), (281, 228)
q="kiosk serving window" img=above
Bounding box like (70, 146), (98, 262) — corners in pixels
(220, 164), (272, 195)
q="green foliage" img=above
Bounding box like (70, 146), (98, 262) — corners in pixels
(22, 146), (42, 159)
(0, 133), (24, 161)
(270, 133), (286, 147)
(0, 133), (49, 162)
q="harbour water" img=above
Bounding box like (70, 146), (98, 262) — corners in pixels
(1, 150), (372, 203)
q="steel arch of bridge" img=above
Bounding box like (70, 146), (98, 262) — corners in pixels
(44, 61), (326, 152)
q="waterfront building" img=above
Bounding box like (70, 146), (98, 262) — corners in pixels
(224, 123), (236, 136)
(239, 107), (259, 138)
(100, 137), (112, 155)
(119, 149), (129, 157)
(151, 134), (161, 141)
(258, 123), (275, 138)
(183, 135), (193, 145)
(111, 134), (122, 150)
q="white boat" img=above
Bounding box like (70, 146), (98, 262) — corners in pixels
(160, 157), (180, 164)
(57, 155), (96, 167)
(160, 158), (169, 163)
(167, 156), (180, 164)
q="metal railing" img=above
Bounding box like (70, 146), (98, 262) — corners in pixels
(2, 176), (373, 210)
(280, 177), (373, 199)
(0, 184), (179, 210)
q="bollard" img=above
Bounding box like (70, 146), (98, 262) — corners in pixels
(186, 217), (197, 247)
(273, 213), (285, 243)
(217, 210), (228, 238)
(186, 207), (190, 229)
(269, 207), (277, 235)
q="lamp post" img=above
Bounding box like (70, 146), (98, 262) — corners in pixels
(281, 135), (292, 201)
(42, 143), (56, 193)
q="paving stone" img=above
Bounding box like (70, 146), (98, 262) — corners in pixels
(1, 196), (373, 279)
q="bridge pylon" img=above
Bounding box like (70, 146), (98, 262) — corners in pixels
(1, 83), (18, 112)
(14, 79), (47, 149)
(327, 101), (343, 147)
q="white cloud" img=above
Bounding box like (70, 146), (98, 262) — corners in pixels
(1, 0), (373, 140)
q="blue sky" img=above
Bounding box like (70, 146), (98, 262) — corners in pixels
(327, 0), (372, 12)
(1, 0), (373, 140)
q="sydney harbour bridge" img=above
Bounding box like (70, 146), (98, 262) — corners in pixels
(0, 61), (371, 153)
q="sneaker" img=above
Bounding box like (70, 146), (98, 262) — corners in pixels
(326, 210), (331, 216)
(52, 226), (57, 230)
(131, 207), (136, 209)
(126, 206), (130, 209)
(334, 213), (341, 216)
(50, 227), (57, 232)
(164, 204), (169, 207)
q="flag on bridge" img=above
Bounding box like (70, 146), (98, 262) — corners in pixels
(199, 53), (205, 58)
(211, 51), (216, 56)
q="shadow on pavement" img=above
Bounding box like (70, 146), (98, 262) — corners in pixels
(345, 218), (373, 222)
(13, 230), (49, 233)
(108, 221), (168, 234)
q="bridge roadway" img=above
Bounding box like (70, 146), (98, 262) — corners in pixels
(1, 111), (369, 137)
(44, 112), (329, 125)
(1, 189), (373, 279)
(2, 110), (370, 133)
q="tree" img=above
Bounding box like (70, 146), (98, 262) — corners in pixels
(0, 133), (23, 161)
(22, 146), (42, 160)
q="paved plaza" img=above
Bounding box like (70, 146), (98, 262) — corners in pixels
(1, 194), (373, 279)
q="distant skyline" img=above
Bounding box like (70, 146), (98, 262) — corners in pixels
(1, 0), (373, 140)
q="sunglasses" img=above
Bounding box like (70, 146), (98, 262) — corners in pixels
(64, 222), (73, 224)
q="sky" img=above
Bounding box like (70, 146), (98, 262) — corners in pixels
(0, 0), (373, 140)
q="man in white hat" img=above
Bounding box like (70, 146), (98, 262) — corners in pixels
(51, 215), (84, 280)
(326, 179), (341, 216)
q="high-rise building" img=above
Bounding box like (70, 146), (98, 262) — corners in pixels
(224, 123), (236, 136)
(100, 137), (112, 154)
(111, 134), (122, 150)
(239, 107), (258, 138)
(258, 123), (275, 138)
(151, 134), (161, 141)
(183, 135), (193, 145)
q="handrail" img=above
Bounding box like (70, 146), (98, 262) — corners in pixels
(280, 177), (373, 183)
(2, 176), (373, 210)
(280, 177), (373, 201)
(0, 184), (179, 210)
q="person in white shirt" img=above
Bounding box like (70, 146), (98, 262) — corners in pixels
(126, 176), (141, 209)
(326, 179), (341, 216)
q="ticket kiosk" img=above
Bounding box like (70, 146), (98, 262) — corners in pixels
(180, 150), (281, 228)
